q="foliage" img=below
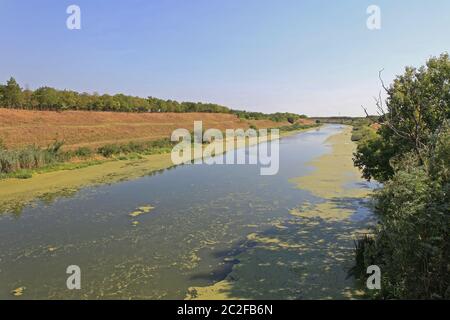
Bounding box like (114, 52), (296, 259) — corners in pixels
(97, 139), (175, 158)
(277, 123), (318, 132)
(1, 77), (23, 107)
(350, 119), (378, 142)
(310, 116), (377, 125)
(353, 133), (396, 182)
(354, 53), (450, 182)
(71, 147), (93, 158)
(233, 110), (307, 123)
(364, 139), (449, 299)
(352, 54), (450, 299)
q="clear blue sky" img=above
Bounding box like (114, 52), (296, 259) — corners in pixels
(1, 0), (449, 116)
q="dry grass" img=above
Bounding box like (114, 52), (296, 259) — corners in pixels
(0, 109), (307, 150)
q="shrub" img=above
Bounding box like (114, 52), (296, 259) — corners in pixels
(97, 144), (121, 157)
(353, 129), (450, 299)
(73, 147), (93, 158)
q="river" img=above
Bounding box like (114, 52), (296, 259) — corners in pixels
(0, 124), (376, 299)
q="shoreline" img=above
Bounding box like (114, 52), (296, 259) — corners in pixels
(0, 126), (320, 213)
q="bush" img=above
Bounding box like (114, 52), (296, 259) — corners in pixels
(96, 139), (175, 158)
(97, 144), (121, 157)
(353, 129), (450, 299)
(351, 125), (377, 142)
(73, 147), (93, 158)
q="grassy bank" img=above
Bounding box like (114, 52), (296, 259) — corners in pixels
(0, 138), (175, 180)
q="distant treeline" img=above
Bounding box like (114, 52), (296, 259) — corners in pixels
(0, 77), (306, 122)
(311, 116), (379, 124)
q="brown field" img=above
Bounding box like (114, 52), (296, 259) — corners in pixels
(0, 109), (311, 150)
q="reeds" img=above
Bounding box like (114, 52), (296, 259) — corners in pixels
(0, 141), (65, 174)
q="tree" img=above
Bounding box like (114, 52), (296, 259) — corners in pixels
(355, 54), (450, 182)
(0, 84), (4, 104)
(352, 54), (450, 299)
(2, 77), (23, 107)
(32, 87), (62, 110)
(0, 77), (309, 120)
(363, 128), (450, 299)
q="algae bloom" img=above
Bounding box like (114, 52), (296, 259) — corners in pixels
(129, 205), (155, 217)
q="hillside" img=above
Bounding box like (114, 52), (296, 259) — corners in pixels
(0, 108), (309, 150)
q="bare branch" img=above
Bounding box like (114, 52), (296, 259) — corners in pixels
(378, 69), (389, 93)
(361, 105), (376, 124)
(361, 105), (370, 118)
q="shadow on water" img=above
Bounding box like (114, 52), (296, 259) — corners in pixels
(188, 194), (375, 300)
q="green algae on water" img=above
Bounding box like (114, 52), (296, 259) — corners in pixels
(11, 287), (26, 297)
(129, 205), (155, 217)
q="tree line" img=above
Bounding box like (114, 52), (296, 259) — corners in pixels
(0, 78), (306, 122)
(351, 53), (449, 299)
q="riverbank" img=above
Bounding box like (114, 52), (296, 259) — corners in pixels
(0, 127), (317, 213)
(186, 126), (375, 300)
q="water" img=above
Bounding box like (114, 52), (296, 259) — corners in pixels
(0, 125), (374, 299)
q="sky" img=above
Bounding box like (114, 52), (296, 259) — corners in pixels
(0, 0), (449, 116)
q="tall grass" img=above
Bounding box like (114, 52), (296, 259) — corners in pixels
(348, 234), (376, 279)
(0, 141), (66, 175)
(0, 138), (177, 179)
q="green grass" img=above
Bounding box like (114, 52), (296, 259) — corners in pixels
(277, 123), (319, 132)
(0, 138), (178, 180)
(0, 169), (33, 180)
(97, 138), (175, 157)
(350, 119), (378, 142)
